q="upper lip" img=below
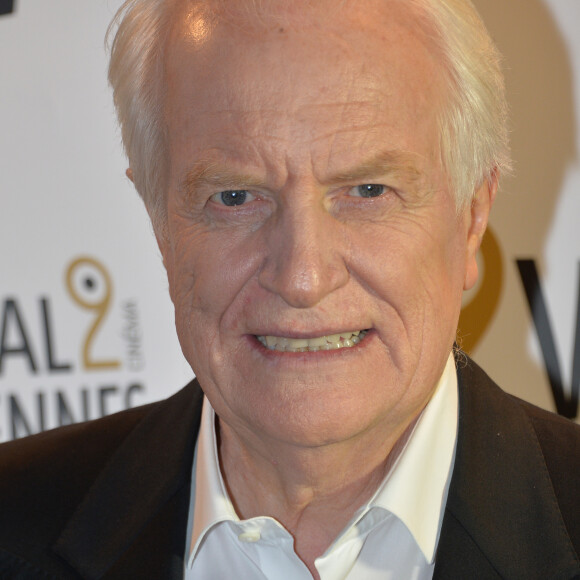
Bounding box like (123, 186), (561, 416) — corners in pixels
(252, 328), (370, 338)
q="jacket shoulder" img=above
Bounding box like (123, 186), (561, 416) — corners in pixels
(455, 355), (580, 573)
(0, 399), (159, 499)
(0, 380), (203, 580)
(0, 379), (203, 579)
(0, 401), (159, 571)
(459, 355), (580, 465)
(515, 395), (580, 553)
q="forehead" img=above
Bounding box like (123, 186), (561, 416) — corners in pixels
(167, 0), (442, 79)
(164, 0), (447, 176)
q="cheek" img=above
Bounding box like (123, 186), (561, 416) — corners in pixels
(352, 214), (467, 322)
(164, 220), (263, 335)
(419, 221), (470, 332)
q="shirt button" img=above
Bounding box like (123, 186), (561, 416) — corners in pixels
(238, 530), (261, 543)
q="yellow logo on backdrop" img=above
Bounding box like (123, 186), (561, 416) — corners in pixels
(458, 227), (504, 353)
(65, 257), (121, 370)
(0, 255), (147, 439)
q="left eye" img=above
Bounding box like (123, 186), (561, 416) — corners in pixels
(350, 184), (387, 198)
(211, 190), (255, 206)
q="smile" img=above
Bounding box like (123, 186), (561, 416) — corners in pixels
(256, 330), (368, 353)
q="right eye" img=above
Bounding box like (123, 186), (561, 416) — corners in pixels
(210, 190), (255, 206)
(348, 184), (390, 198)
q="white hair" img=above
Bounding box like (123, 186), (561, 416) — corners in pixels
(107, 0), (510, 227)
(107, 0), (172, 230)
(407, 0), (511, 208)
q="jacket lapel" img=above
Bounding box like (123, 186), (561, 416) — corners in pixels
(53, 380), (204, 580)
(434, 357), (579, 579)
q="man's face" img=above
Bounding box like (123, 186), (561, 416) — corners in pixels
(159, 0), (483, 448)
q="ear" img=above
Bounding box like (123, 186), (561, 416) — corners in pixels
(126, 168), (134, 182)
(463, 173), (498, 291)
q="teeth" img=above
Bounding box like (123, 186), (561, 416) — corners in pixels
(257, 330), (368, 353)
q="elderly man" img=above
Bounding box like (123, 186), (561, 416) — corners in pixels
(0, 0), (579, 578)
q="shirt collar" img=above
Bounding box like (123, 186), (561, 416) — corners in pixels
(188, 352), (458, 565)
(367, 352), (458, 562)
(187, 397), (237, 567)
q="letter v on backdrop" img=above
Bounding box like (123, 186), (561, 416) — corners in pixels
(517, 260), (580, 419)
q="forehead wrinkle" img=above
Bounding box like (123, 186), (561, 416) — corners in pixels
(306, 121), (387, 148)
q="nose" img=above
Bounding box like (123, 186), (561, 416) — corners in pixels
(258, 196), (349, 308)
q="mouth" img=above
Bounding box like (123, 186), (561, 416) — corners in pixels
(256, 330), (369, 353)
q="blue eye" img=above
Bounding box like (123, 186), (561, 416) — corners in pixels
(355, 184), (385, 198)
(219, 190), (249, 206)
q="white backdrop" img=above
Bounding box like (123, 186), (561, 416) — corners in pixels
(466, 0), (580, 423)
(0, 0), (578, 441)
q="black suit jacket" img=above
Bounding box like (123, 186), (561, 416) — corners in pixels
(0, 356), (578, 579)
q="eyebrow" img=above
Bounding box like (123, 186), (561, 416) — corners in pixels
(329, 150), (425, 185)
(180, 161), (268, 196)
(179, 150), (425, 195)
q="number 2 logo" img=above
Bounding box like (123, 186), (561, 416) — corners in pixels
(66, 256), (121, 370)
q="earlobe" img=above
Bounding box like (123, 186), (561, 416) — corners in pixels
(126, 168), (134, 183)
(463, 173), (498, 291)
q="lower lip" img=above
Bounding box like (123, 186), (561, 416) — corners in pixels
(249, 330), (374, 359)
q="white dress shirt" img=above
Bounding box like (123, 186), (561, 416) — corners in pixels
(185, 354), (458, 579)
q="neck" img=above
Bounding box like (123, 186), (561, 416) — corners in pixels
(218, 413), (419, 570)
